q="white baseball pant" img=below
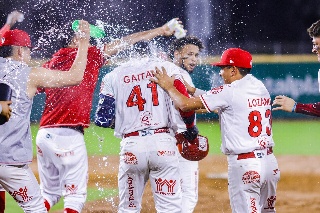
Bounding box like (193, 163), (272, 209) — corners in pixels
(227, 148), (280, 213)
(36, 128), (88, 212)
(0, 164), (47, 212)
(118, 132), (182, 213)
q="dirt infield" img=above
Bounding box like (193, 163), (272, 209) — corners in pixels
(39, 155), (320, 213)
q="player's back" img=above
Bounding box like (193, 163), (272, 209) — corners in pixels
(219, 74), (274, 154)
(108, 57), (180, 137)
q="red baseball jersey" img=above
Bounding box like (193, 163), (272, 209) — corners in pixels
(39, 46), (104, 128)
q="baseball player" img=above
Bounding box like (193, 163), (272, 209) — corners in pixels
(35, 19), (185, 213)
(0, 10), (23, 213)
(152, 48), (280, 213)
(95, 42), (199, 212)
(0, 20), (90, 212)
(273, 19), (320, 116)
(168, 36), (204, 212)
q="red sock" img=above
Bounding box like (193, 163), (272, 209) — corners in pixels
(0, 191), (5, 213)
(64, 208), (79, 213)
(44, 199), (51, 211)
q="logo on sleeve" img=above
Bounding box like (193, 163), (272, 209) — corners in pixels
(209, 86), (224, 94)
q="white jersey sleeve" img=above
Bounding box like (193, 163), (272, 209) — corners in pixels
(100, 71), (115, 97)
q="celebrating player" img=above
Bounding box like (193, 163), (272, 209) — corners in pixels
(0, 20), (90, 212)
(273, 19), (320, 116)
(95, 41), (199, 212)
(0, 10), (23, 213)
(168, 35), (204, 212)
(35, 18), (185, 213)
(152, 48), (280, 213)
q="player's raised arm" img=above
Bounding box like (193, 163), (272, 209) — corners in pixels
(104, 18), (183, 57)
(28, 20), (90, 96)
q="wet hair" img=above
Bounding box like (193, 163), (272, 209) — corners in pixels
(307, 20), (320, 37)
(0, 46), (13, 58)
(167, 36), (204, 59)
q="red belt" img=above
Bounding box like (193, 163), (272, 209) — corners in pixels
(123, 127), (170, 138)
(237, 147), (273, 160)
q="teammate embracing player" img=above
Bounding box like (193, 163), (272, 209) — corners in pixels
(152, 48), (280, 213)
(168, 36), (204, 212)
(95, 41), (200, 212)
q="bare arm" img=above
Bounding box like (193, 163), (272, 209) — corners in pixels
(104, 18), (182, 56)
(27, 20), (90, 98)
(273, 95), (320, 117)
(272, 95), (296, 112)
(151, 66), (205, 112)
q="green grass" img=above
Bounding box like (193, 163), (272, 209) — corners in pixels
(7, 120), (320, 211)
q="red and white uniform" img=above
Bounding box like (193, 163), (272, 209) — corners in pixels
(36, 46), (104, 212)
(174, 68), (199, 213)
(100, 57), (182, 212)
(200, 74), (280, 213)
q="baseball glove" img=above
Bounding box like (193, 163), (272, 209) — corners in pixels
(175, 133), (209, 161)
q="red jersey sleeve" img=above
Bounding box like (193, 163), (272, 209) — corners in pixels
(295, 102), (320, 117)
(173, 78), (195, 128)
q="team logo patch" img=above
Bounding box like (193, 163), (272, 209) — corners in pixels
(250, 197), (258, 213)
(140, 111), (152, 126)
(242, 171), (260, 184)
(210, 86), (223, 94)
(65, 184), (78, 194)
(157, 150), (176, 156)
(258, 137), (269, 149)
(124, 152), (138, 164)
(154, 178), (177, 195)
(10, 186), (33, 203)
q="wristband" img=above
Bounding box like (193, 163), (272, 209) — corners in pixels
(292, 102), (297, 113)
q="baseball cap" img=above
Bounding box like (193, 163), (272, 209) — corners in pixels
(212, 48), (252, 69)
(0, 29), (32, 48)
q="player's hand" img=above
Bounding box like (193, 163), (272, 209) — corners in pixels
(77, 20), (90, 41)
(6, 10), (24, 27)
(272, 95), (296, 112)
(151, 66), (175, 91)
(0, 101), (12, 122)
(162, 18), (187, 37)
(183, 125), (199, 142)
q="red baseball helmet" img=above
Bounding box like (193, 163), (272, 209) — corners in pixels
(176, 133), (209, 161)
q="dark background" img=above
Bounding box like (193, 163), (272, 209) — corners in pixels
(1, 0), (320, 58)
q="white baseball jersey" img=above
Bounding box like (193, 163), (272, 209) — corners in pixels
(199, 74), (274, 155)
(100, 57), (181, 138)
